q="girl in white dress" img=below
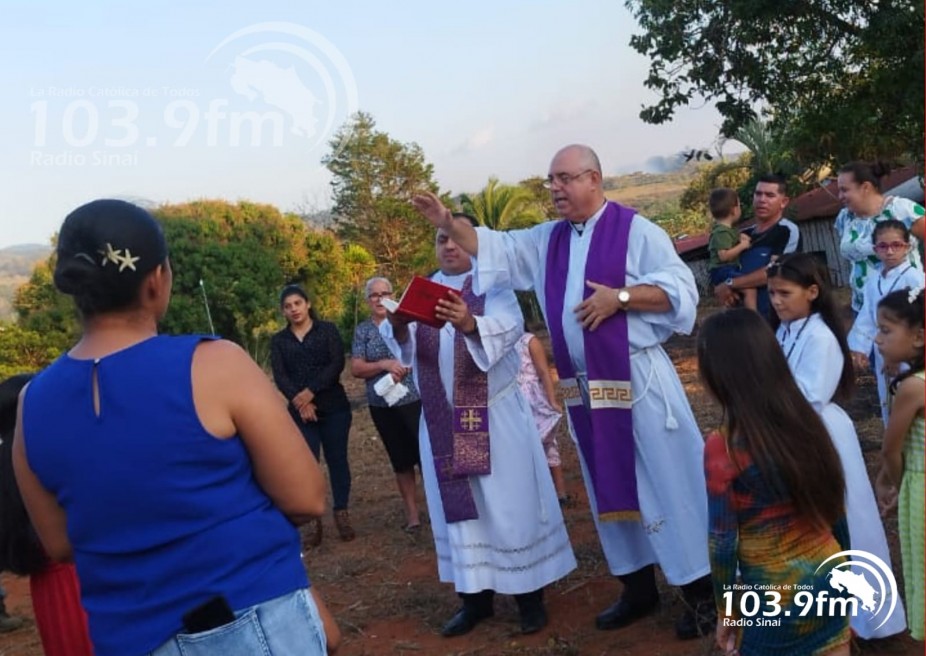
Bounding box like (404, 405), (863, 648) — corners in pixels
(767, 253), (906, 639)
(847, 219), (925, 424)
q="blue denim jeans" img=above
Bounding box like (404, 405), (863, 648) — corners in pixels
(148, 589), (327, 656)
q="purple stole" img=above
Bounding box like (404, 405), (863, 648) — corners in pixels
(545, 202), (639, 522)
(416, 275), (490, 523)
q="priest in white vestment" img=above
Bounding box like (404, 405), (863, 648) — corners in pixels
(380, 214), (576, 638)
(411, 145), (714, 641)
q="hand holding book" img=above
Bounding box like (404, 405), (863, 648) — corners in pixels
(381, 276), (457, 329)
(435, 291), (477, 335)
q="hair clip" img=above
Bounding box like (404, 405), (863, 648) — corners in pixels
(908, 284), (924, 304)
(97, 243), (140, 272)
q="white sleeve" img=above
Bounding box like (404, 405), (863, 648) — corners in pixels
(378, 320), (417, 368)
(793, 329), (842, 411)
(630, 217), (699, 335)
(472, 224), (551, 294)
(780, 218), (800, 254)
(847, 278), (878, 355)
(464, 288), (525, 372)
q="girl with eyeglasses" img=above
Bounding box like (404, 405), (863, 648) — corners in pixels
(847, 220), (925, 424)
(767, 253), (907, 639)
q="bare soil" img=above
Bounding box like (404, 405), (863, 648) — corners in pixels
(1, 305), (920, 655)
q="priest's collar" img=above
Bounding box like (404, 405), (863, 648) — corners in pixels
(569, 200), (609, 235)
(434, 269), (471, 288)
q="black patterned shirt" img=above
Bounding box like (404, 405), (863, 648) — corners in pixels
(270, 320), (349, 414)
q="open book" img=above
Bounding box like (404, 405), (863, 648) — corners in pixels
(381, 275), (456, 328)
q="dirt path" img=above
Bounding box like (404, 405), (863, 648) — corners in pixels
(1, 322), (919, 655)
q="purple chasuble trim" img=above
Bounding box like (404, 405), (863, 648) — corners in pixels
(416, 275), (489, 523)
(544, 202), (639, 521)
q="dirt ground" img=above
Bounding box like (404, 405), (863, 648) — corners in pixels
(0, 306), (920, 655)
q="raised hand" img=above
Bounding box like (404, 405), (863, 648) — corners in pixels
(411, 192), (453, 230)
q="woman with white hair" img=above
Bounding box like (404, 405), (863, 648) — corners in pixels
(351, 277), (423, 531)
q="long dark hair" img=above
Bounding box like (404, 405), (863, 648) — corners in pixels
(767, 253), (854, 402)
(879, 287), (926, 393)
(698, 309), (845, 528)
(0, 373), (47, 576)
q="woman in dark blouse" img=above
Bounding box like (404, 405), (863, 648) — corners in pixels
(271, 285), (354, 546)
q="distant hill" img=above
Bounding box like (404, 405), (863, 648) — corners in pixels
(0, 243), (52, 320)
(602, 165), (699, 217)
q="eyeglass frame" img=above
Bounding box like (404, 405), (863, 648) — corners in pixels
(367, 291), (394, 301)
(542, 169), (595, 189)
(873, 241), (909, 253)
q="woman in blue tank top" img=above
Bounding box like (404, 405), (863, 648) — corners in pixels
(11, 199), (341, 656)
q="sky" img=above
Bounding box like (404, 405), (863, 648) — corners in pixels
(0, 0), (728, 248)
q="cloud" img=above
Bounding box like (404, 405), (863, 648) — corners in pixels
(451, 125), (495, 155)
(529, 99), (596, 132)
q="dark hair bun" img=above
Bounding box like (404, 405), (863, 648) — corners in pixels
(53, 199), (168, 316)
(53, 252), (102, 295)
(870, 161), (892, 179)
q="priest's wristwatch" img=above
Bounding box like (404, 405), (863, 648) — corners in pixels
(616, 287), (631, 310)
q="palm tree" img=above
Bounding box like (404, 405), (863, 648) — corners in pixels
(458, 177), (544, 230)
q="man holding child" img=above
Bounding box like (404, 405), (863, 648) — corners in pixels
(713, 175), (801, 316)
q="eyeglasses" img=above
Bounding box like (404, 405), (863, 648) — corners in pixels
(368, 291), (393, 301)
(874, 241), (908, 253)
(542, 169), (594, 189)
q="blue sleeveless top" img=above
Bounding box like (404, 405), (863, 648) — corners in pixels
(22, 335), (308, 656)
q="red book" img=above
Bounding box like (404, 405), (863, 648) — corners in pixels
(382, 275), (456, 328)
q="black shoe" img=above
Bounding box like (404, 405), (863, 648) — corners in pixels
(520, 606), (548, 634)
(595, 597), (659, 630)
(441, 605), (493, 637)
(515, 589), (548, 635)
(674, 600), (716, 640)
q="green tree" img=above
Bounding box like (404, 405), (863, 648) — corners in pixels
(339, 243), (378, 337)
(13, 200), (357, 365)
(517, 176), (557, 220)
(0, 322), (69, 378)
(156, 201), (356, 362)
(323, 112), (442, 285)
(14, 257), (79, 350)
(458, 177), (545, 230)
(625, 0), (924, 164)
(678, 154), (753, 219)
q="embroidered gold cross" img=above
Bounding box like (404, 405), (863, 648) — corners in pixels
(459, 409), (483, 431)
